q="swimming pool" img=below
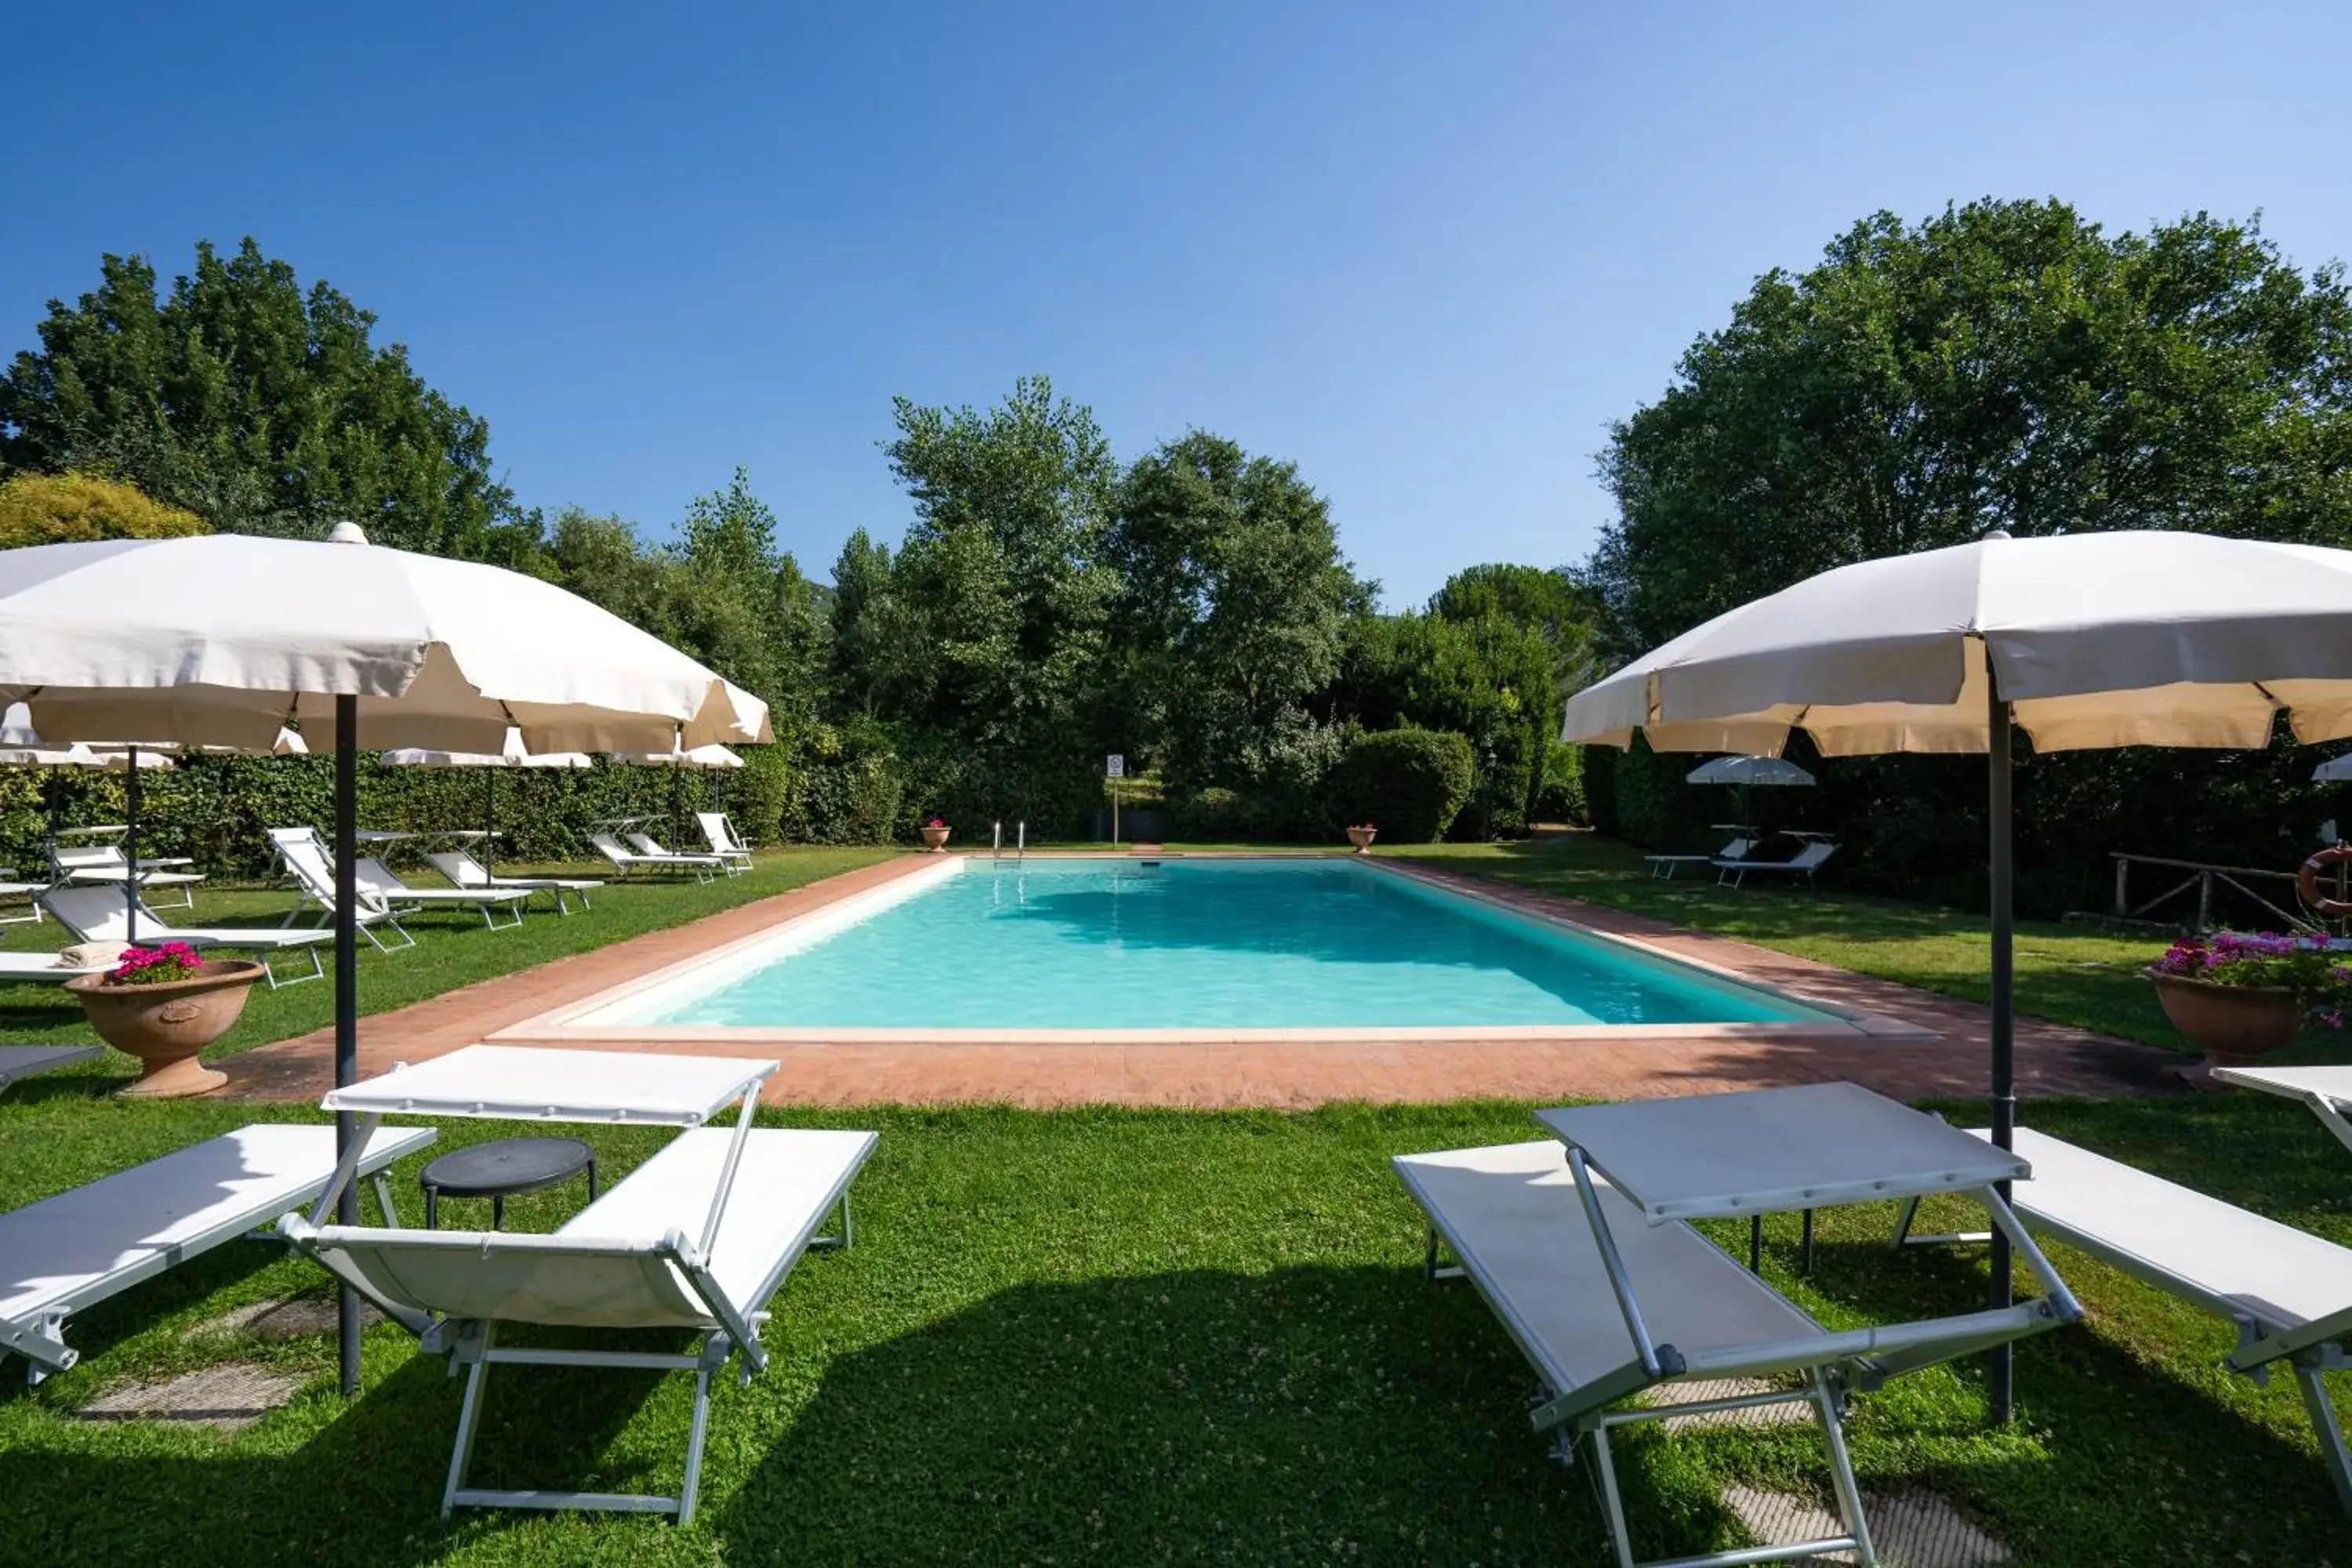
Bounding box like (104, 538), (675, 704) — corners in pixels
(554, 857), (1849, 1034)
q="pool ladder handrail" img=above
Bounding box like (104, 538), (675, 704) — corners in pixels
(990, 821), (1025, 862)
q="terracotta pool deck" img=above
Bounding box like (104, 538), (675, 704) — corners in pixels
(213, 853), (2179, 1108)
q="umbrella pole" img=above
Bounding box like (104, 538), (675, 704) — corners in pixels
(124, 746), (140, 946)
(334, 695), (361, 1399)
(484, 769), (497, 880)
(1987, 676), (2016, 1425)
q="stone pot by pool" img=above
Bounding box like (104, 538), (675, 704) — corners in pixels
(67, 959), (264, 1098)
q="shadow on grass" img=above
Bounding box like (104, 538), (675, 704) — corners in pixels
(709, 1265), (1727, 1565)
(1, 1325), (691, 1568)
(1724, 1159), (2351, 1564)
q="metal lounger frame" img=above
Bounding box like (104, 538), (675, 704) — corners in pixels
(289, 1086), (857, 1525)
(1403, 1148), (2078, 1568)
(5, 1125), (430, 1381)
(1893, 1131), (2352, 1515)
(0, 1044), (102, 1095)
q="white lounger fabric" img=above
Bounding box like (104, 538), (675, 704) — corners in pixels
(423, 849), (600, 905)
(42, 885), (339, 951)
(0, 1044), (103, 1091)
(1990, 1127), (2352, 1334)
(560, 1127), (873, 1316)
(352, 855), (530, 913)
(0, 953), (111, 982)
(311, 1128), (873, 1330)
(1392, 1141), (1821, 1402)
(2, 1123), (434, 1375)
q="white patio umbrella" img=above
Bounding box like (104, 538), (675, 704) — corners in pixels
(0, 525), (770, 1394)
(2314, 753), (2352, 783)
(381, 728), (593, 876)
(1686, 754), (1817, 844)
(1564, 529), (2352, 1421)
(608, 740), (745, 847)
(1684, 754), (1815, 788)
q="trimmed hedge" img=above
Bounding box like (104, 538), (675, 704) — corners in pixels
(1323, 728), (1474, 842)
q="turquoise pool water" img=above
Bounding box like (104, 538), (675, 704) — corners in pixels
(648, 859), (1838, 1030)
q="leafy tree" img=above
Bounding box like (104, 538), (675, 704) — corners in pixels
(0, 470), (207, 547)
(1590, 200), (2352, 653)
(1336, 610), (1555, 836)
(842, 376), (1120, 827)
(1429, 562), (1601, 691)
(0, 238), (517, 554)
(1109, 430), (1371, 817)
(1584, 199), (2352, 911)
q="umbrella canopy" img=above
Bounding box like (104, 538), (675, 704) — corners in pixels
(0, 704), (173, 768)
(382, 727), (593, 770)
(1567, 531), (2352, 756)
(382, 728), (592, 878)
(1685, 755), (1815, 788)
(609, 742), (744, 769)
(0, 524), (770, 1397)
(1563, 528), (2352, 1423)
(0, 527), (771, 753)
(2316, 753), (2352, 783)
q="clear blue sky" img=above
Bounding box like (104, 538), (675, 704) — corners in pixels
(8, 2), (2350, 605)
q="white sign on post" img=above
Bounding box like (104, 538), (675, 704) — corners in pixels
(1106, 753), (1125, 779)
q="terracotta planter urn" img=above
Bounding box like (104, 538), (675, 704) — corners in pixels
(66, 959), (265, 1098)
(1346, 825), (1377, 854)
(2145, 968), (2306, 1086)
(921, 823), (952, 853)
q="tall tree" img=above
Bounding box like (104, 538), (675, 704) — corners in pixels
(1109, 430), (1370, 812)
(863, 376), (1120, 823)
(0, 238), (517, 554)
(1428, 562), (1601, 691)
(1591, 200), (2352, 653)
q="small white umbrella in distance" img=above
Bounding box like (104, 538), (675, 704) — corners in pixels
(608, 741), (745, 848)
(0, 524), (771, 1397)
(1684, 755), (1816, 787)
(1686, 754), (1816, 840)
(1563, 528), (2352, 1422)
(382, 728), (593, 875)
(2316, 754), (2352, 783)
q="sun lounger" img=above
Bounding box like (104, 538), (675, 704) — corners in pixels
(49, 842), (206, 909)
(41, 885), (342, 988)
(694, 812), (753, 873)
(0, 951), (114, 983)
(1400, 1134), (2077, 1568)
(350, 855), (530, 930)
(281, 1125), (876, 1524)
(1646, 835), (1753, 880)
(1896, 1125), (2352, 1515)
(265, 827), (417, 951)
(2, 1122), (434, 1381)
(0, 1044), (103, 1094)
(590, 829), (723, 884)
(1715, 838), (1838, 887)
(422, 848), (601, 915)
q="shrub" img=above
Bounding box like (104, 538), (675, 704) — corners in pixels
(1324, 728), (1475, 842)
(1534, 742), (1587, 826)
(0, 471), (209, 547)
(1168, 786), (1248, 841)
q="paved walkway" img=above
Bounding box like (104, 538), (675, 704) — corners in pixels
(215, 855), (2179, 1109)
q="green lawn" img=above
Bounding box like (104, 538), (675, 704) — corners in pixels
(0, 845), (901, 1078)
(2, 1093), (2347, 1566)
(1391, 833), (2352, 1062)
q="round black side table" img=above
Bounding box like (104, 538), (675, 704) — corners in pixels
(419, 1136), (598, 1229)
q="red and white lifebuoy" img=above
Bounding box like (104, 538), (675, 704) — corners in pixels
(2298, 844), (2352, 917)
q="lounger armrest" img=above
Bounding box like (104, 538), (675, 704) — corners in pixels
(2231, 1299), (2352, 1371)
(277, 1212), (438, 1335)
